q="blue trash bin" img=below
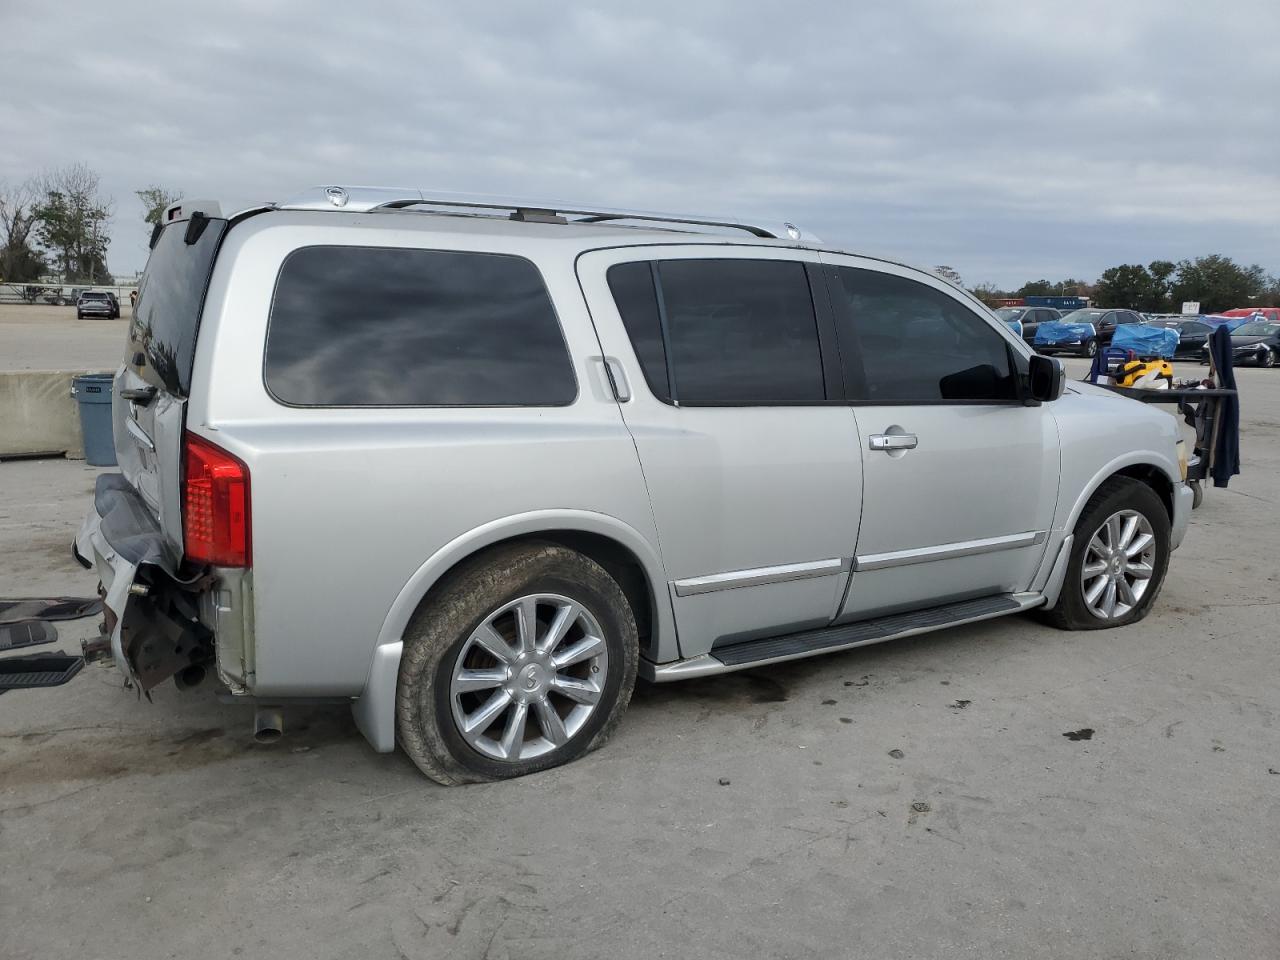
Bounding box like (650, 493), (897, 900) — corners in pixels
(72, 373), (117, 466)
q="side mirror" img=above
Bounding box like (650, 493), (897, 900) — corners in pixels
(1028, 354), (1065, 402)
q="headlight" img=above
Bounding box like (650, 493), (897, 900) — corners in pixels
(1176, 439), (1188, 482)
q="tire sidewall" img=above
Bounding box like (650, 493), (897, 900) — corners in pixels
(398, 544), (638, 783)
(1058, 479), (1171, 629)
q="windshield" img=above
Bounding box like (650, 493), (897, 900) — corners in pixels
(127, 217), (229, 396)
(81, 292), (107, 300)
(1147, 319), (1179, 328)
(994, 308), (1026, 320)
(1235, 323), (1278, 336)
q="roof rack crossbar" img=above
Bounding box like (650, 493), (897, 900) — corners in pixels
(273, 186), (811, 241)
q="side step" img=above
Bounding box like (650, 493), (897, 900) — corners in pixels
(0, 620), (59, 652)
(0, 653), (85, 693)
(646, 593), (1042, 681)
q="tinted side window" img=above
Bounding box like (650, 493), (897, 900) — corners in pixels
(265, 246), (575, 406)
(606, 261), (671, 403)
(1116, 312), (1138, 324)
(648, 259), (825, 405)
(832, 268), (1018, 403)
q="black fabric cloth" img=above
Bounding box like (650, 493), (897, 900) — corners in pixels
(1208, 326), (1241, 488)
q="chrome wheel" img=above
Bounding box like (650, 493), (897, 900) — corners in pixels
(449, 594), (609, 762)
(1080, 509), (1156, 620)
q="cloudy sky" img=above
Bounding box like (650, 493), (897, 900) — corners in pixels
(3, 0), (1277, 287)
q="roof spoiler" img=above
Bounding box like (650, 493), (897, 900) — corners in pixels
(151, 199), (226, 249)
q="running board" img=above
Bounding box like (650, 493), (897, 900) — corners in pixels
(643, 593), (1043, 681)
(0, 653), (84, 693)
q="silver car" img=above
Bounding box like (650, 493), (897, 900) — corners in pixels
(75, 187), (1192, 784)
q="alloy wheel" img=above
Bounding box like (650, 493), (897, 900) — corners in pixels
(1080, 509), (1156, 620)
(449, 594), (609, 762)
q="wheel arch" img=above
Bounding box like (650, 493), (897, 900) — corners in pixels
(352, 510), (675, 753)
(1063, 454), (1179, 536)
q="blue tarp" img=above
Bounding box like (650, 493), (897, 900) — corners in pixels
(1111, 323), (1179, 358)
(1035, 321), (1094, 345)
(1201, 314), (1252, 332)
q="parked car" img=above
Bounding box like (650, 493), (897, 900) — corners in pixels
(43, 285), (84, 306)
(76, 290), (120, 319)
(1215, 307), (1280, 323)
(1202, 321), (1280, 367)
(1035, 319), (1100, 357)
(1142, 318), (1212, 358)
(995, 305), (1061, 344)
(71, 187), (1192, 784)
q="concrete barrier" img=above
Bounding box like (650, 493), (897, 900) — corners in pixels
(0, 370), (110, 459)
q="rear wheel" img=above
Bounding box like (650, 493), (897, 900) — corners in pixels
(1084, 339), (1098, 358)
(396, 542), (638, 784)
(1040, 477), (1170, 630)
(1261, 349), (1275, 368)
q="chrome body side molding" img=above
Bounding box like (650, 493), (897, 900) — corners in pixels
(855, 531), (1046, 572)
(671, 557), (850, 597)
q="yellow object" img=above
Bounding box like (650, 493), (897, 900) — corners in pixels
(1115, 358), (1173, 388)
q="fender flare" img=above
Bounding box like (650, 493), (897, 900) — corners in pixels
(353, 509), (674, 753)
(1059, 451), (1180, 537)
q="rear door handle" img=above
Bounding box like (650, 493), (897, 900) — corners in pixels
(869, 433), (918, 451)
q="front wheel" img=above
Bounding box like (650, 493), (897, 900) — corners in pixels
(1260, 349), (1275, 368)
(1083, 339), (1098, 358)
(1040, 477), (1170, 630)
(396, 542), (638, 784)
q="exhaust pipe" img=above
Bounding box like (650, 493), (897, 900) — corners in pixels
(253, 706), (283, 744)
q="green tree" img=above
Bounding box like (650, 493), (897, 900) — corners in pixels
(1016, 279), (1057, 298)
(1147, 260), (1176, 311)
(0, 179), (45, 282)
(135, 185), (183, 225)
(33, 163), (113, 284)
(1170, 255), (1266, 313)
(1095, 263), (1168, 311)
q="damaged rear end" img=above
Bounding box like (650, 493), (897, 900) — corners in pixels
(74, 201), (256, 694)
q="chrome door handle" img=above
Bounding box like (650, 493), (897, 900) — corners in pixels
(869, 433), (918, 451)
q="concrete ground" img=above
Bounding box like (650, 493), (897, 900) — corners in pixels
(0, 303), (129, 372)
(1, 359), (1278, 960)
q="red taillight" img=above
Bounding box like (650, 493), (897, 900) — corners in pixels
(183, 432), (251, 567)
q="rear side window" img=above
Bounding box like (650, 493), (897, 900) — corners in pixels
(128, 217), (229, 396)
(265, 246), (576, 406)
(832, 268), (1018, 403)
(608, 258), (825, 405)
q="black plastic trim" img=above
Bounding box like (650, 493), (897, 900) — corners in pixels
(711, 595), (1022, 666)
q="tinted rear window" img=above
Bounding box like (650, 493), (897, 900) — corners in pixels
(127, 218), (227, 396)
(264, 246), (576, 406)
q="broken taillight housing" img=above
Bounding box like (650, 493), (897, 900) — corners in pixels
(183, 432), (251, 567)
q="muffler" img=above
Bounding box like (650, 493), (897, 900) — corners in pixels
(253, 705), (283, 743)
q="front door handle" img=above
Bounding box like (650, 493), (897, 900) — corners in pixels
(869, 433), (918, 452)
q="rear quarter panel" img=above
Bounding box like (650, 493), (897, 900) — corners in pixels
(188, 214), (664, 695)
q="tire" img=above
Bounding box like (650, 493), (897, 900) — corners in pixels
(1084, 339), (1098, 358)
(396, 542), (639, 785)
(76, 312), (83, 320)
(1261, 349), (1275, 368)
(1039, 476), (1170, 631)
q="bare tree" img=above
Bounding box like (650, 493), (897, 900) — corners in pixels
(136, 185), (183, 225)
(33, 162), (115, 284)
(0, 178), (45, 282)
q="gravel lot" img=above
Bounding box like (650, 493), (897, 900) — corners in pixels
(1, 339), (1278, 959)
(0, 303), (129, 372)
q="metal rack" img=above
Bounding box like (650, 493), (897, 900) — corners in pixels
(273, 186), (814, 242)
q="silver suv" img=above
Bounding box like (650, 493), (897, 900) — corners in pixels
(75, 187), (1192, 784)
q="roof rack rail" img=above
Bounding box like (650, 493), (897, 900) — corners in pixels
(273, 186), (813, 242)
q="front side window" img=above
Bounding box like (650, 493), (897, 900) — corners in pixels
(607, 258), (826, 405)
(265, 246), (576, 406)
(832, 267), (1018, 403)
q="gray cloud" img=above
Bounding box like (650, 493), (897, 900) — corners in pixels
(3, 0), (1277, 286)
